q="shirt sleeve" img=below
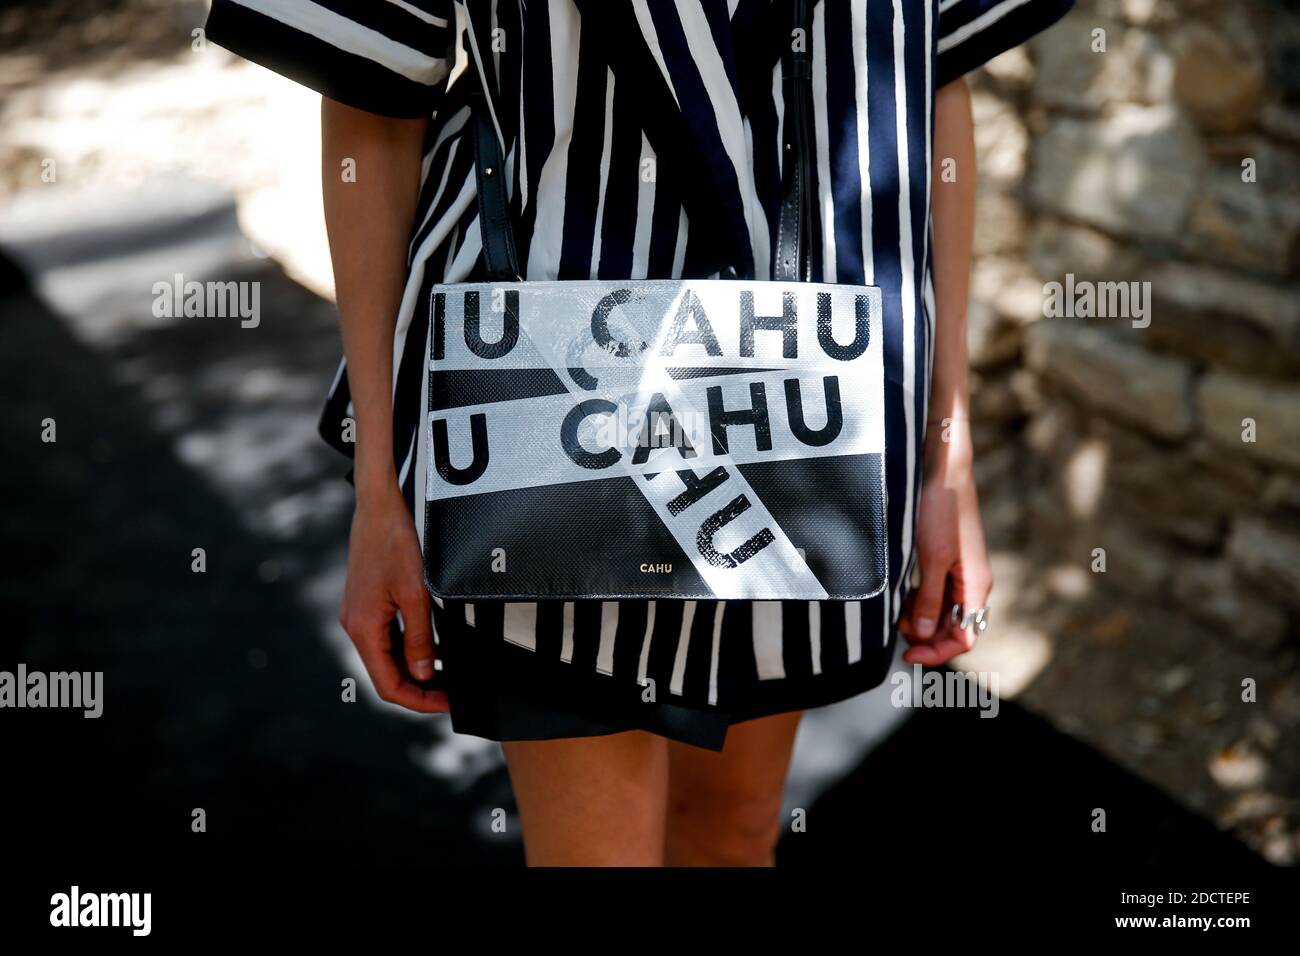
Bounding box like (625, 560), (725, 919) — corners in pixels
(204, 0), (457, 118)
(936, 0), (1075, 88)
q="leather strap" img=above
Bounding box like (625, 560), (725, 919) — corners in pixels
(467, 47), (521, 281)
(774, 0), (813, 283)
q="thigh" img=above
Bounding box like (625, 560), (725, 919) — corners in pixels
(668, 709), (803, 796)
(501, 730), (670, 866)
(664, 710), (804, 864)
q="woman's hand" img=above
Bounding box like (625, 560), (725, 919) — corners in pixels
(339, 489), (448, 713)
(899, 457), (992, 666)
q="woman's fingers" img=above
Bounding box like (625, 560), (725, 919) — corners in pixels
(367, 641), (448, 713)
(346, 609), (448, 714)
(902, 632), (967, 665)
(907, 560), (992, 664)
(905, 551), (953, 641)
(396, 585), (436, 682)
(903, 473), (991, 665)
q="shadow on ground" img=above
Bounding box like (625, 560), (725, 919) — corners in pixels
(0, 254), (517, 865)
(779, 698), (1269, 869)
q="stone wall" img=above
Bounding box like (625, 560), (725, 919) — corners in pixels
(966, 0), (1300, 654)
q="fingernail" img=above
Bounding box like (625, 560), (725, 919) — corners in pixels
(412, 659), (433, 680)
(917, 617), (936, 638)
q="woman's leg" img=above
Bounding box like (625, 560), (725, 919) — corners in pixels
(663, 710), (804, 866)
(501, 731), (669, 866)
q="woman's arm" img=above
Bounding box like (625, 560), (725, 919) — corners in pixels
(899, 76), (993, 664)
(322, 99), (424, 500)
(322, 98), (447, 712)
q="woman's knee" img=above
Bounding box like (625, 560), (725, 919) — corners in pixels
(666, 781), (787, 866)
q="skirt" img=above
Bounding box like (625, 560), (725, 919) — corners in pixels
(438, 607), (897, 752)
(441, 622), (732, 750)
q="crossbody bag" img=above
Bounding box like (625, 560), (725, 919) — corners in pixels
(421, 0), (887, 602)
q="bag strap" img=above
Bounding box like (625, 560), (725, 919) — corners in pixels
(465, 40), (522, 282)
(773, 0), (814, 283)
(466, 4), (816, 283)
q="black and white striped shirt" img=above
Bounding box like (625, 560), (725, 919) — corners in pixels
(206, 0), (1073, 718)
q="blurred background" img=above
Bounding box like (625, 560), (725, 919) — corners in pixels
(1, 0), (1296, 869)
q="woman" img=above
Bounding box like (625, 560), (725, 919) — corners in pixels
(206, 0), (1073, 866)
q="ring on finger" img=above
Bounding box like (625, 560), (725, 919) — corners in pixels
(949, 603), (989, 635)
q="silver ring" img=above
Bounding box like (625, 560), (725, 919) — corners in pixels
(949, 603), (988, 634)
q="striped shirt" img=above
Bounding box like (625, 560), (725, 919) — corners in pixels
(205, 0), (1073, 719)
